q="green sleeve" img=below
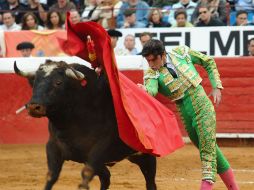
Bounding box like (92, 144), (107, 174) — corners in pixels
(144, 78), (159, 97)
(189, 49), (223, 89)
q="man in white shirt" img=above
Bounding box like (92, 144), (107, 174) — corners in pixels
(123, 34), (138, 55)
(0, 12), (21, 31)
(70, 9), (81, 24)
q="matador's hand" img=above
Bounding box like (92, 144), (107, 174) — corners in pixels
(95, 66), (102, 76)
(209, 88), (222, 107)
(137, 83), (147, 92)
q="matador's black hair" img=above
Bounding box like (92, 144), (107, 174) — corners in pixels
(141, 39), (165, 57)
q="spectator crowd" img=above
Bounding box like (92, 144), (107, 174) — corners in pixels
(0, 0), (253, 56)
(0, 0), (253, 31)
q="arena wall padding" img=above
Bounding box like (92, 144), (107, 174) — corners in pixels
(0, 74), (48, 144)
(196, 57), (254, 133)
(0, 57), (253, 143)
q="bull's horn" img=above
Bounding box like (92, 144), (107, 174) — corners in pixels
(14, 61), (36, 78)
(65, 68), (85, 80)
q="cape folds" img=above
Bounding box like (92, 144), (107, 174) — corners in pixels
(60, 12), (184, 156)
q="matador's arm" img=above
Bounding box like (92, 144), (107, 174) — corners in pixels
(189, 49), (223, 89)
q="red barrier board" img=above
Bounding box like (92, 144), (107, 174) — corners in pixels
(0, 74), (48, 144)
(0, 57), (254, 144)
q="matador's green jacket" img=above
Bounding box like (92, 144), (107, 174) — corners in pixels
(144, 46), (223, 100)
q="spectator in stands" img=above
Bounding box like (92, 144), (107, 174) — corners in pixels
(247, 38), (254, 56)
(137, 32), (153, 55)
(16, 41), (35, 57)
(0, 0), (27, 24)
(0, 3), (8, 22)
(21, 12), (44, 30)
(81, 0), (97, 21)
(234, 0), (254, 12)
(191, 0), (227, 25)
(47, 0), (57, 7)
(168, 0), (197, 25)
(0, 0), (8, 10)
(72, 0), (83, 8)
(139, 32), (152, 47)
(19, 0), (29, 5)
(107, 28), (129, 55)
(121, 9), (146, 28)
(69, 9), (81, 24)
(172, 8), (193, 27)
(26, 0), (48, 26)
(0, 11), (21, 31)
(49, 0), (76, 20)
(89, 0), (122, 29)
(20, 0), (47, 5)
(147, 8), (171, 27)
(117, 0), (150, 28)
(124, 34), (138, 55)
(143, 0), (175, 7)
(45, 10), (64, 29)
(195, 4), (225, 26)
(0, 0), (8, 23)
(233, 10), (250, 26)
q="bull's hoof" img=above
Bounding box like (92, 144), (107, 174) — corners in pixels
(78, 183), (89, 190)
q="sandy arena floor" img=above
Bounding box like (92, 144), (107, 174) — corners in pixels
(0, 144), (253, 190)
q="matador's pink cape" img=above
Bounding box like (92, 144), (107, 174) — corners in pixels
(59, 13), (184, 156)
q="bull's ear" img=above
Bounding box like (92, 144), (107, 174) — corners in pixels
(45, 59), (53, 64)
(65, 68), (85, 81)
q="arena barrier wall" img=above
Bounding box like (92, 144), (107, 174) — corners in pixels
(0, 56), (253, 144)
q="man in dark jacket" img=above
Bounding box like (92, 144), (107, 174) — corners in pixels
(195, 4), (225, 27)
(0, 0), (27, 24)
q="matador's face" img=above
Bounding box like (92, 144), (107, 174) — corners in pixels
(145, 53), (166, 71)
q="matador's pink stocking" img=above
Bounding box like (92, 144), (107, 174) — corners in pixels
(200, 180), (213, 190)
(219, 168), (239, 190)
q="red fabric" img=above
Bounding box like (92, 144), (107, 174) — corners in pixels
(61, 13), (184, 156)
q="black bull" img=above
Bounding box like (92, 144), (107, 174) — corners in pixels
(14, 60), (157, 190)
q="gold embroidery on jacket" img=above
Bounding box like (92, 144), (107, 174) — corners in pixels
(189, 49), (223, 89)
(164, 75), (174, 86)
(170, 51), (202, 88)
(144, 68), (160, 79)
(163, 69), (192, 100)
(177, 63), (189, 73)
(160, 67), (170, 77)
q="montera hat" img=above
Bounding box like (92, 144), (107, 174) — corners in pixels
(107, 29), (122, 37)
(16, 42), (35, 50)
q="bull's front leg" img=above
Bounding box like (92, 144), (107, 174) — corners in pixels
(78, 164), (94, 190)
(44, 141), (64, 190)
(78, 136), (112, 190)
(128, 154), (157, 190)
(79, 164), (110, 190)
